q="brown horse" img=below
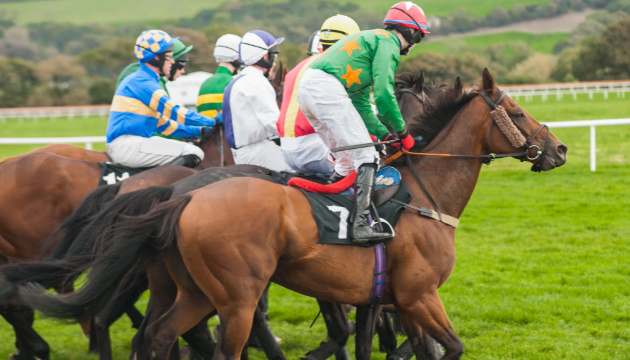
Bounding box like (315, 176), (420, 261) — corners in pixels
(0, 125), (232, 360)
(20, 68), (567, 360)
(0, 67), (287, 360)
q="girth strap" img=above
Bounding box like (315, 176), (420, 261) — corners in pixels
(389, 198), (459, 228)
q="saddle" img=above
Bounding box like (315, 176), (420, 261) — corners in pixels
(98, 162), (155, 186)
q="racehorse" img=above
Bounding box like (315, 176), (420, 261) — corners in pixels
(3, 70), (435, 360)
(0, 126), (231, 360)
(0, 66), (288, 360)
(19, 68), (567, 360)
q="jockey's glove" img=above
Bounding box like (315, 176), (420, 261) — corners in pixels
(397, 129), (415, 151)
(214, 113), (223, 124)
(383, 133), (401, 150)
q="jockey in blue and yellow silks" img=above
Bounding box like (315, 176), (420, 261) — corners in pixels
(106, 29), (221, 168)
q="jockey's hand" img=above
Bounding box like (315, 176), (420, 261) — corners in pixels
(397, 129), (415, 151)
(383, 133), (401, 150)
(214, 113), (223, 124)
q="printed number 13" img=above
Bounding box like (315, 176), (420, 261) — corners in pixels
(327, 206), (349, 239)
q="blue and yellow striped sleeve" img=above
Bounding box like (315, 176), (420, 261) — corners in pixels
(155, 117), (202, 137)
(148, 88), (213, 127)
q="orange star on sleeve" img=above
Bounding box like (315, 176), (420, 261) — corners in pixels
(338, 38), (362, 56)
(341, 64), (362, 88)
(373, 30), (390, 38)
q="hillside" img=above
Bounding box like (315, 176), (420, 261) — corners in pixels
(1, 0), (555, 25)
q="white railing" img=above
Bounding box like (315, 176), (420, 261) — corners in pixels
(0, 105), (110, 121)
(0, 136), (106, 150)
(502, 80), (630, 102)
(546, 118), (630, 171)
(0, 119), (629, 171)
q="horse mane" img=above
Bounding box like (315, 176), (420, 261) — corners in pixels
(407, 90), (479, 150)
(395, 72), (421, 86)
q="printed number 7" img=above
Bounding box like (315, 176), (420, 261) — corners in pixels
(327, 206), (349, 239)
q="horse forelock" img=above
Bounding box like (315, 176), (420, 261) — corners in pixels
(407, 90), (479, 150)
(395, 72), (422, 87)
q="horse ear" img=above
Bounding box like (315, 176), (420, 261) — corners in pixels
(432, 78), (436, 86)
(482, 68), (495, 93)
(415, 70), (425, 92)
(454, 76), (463, 96)
(282, 64), (288, 82)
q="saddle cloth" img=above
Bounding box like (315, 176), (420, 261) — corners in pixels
(98, 162), (154, 186)
(170, 165), (412, 247)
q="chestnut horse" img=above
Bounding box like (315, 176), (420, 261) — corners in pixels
(0, 65), (287, 360)
(0, 126), (232, 360)
(20, 68), (567, 360)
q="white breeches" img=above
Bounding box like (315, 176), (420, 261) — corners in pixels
(281, 133), (335, 176)
(297, 68), (378, 176)
(232, 139), (293, 173)
(106, 135), (204, 168)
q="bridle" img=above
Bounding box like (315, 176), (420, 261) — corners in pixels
(197, 124), (225, 169)
(392, 86), (550, 221)
(479, 90), (549, 171)
(392, 87), (550, 169)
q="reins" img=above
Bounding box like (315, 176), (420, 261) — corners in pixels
(391, 85), (551, 226)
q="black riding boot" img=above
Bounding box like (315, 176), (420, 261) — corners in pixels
(169, 154), (201, 168)
(352, 163), (393, 243)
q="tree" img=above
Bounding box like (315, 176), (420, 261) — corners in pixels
(598, 18), (630, 78)
(0, 56), (37, 107)
(79, 38), (136, 78)
(164, 26), (215, 73)
(34, 55), (90, 105)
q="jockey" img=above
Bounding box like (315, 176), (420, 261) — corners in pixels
(197, 34), (242, 117)
(277, 15), (360, 176)
(116, 38), (193, 91)
(222, 30), (292, 172)
(297, 2), (429, 243)
(106, 30), (220, 168)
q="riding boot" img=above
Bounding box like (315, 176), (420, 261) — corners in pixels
(169, 154), (201, 168)
(352, 163), (393, 243)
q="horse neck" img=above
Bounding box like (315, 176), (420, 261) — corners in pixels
(397, 102), (490, 219)
(198, 127), (235, 168)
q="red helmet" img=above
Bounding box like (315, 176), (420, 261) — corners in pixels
(384, 2), (429, 34)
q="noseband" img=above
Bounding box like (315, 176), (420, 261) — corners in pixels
(480, 89), (549, 172)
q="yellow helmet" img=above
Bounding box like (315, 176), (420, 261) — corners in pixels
(320, 14), (360, 46)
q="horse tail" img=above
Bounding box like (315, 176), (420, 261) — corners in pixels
(19, 194), (192, 322)
(43, 183), (122, 259)
(0, 185), (174, 305)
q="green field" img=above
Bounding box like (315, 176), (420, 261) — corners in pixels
(413, 32), (570, 57)
(1, 0), (553, 25)
(1, 94), (629, 359)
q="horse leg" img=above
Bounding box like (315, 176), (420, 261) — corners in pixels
(144, 288), (215, 360)
(396, 292), (462, 360)
(2, 301), (50, 360)
(251, 305), (285, 360)
(376, 312), (397, 355)
(302, 300), (350, 360)
(127, 306), (145, 329)
(354, 304), (382, 360)
(180, 313), (216, 359)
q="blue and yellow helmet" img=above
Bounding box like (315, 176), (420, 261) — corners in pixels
(134, 30), (178, 63)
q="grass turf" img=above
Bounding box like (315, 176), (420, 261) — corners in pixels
(1, 0), (554, 25)
(413, 32), (571, 57)
(0, 94), (629, 359)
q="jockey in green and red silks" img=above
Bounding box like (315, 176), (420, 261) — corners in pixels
(296, 1), (430, 243)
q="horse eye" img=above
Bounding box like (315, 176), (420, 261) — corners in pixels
(514, 113), (525, 119)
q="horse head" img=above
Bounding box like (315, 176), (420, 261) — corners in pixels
(476, 68), (567, 172)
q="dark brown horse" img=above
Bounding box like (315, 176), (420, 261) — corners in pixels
(0, 68), (287, 360)
(0, 126), (232, 360)
(20, 68), (567, 360)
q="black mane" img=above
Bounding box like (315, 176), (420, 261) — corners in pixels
(407, 91), (479, 150)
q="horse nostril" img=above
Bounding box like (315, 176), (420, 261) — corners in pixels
(557, 145), (567, 154)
